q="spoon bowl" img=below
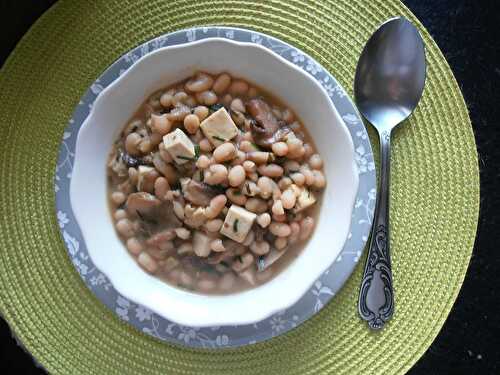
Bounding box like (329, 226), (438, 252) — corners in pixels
(354, 17), (426, 130)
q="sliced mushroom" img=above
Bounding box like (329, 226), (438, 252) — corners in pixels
(126, 192), (161, 216)
(257, 248), (285, 271)
(246, 98), (291, 149)
(180, 178), (218, 206)
(145, 229), (176, 246)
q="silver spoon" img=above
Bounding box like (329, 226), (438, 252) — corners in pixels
(355, 17), (426, 329)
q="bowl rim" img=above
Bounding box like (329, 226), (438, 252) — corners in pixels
(70, 36), (359, 327)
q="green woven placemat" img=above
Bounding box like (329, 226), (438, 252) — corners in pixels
(0, 0), (479, 374)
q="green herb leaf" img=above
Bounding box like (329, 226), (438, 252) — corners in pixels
(194, 144), (200, 158)
(251, 142), (261, 151)
(236, 255), (243, 263)
(213, 135), (226, 142)
(209, 103), (224, 113)
(233, 219), (239, 232)
(233, 190), (242, 196)
(176, 155), (196, 161)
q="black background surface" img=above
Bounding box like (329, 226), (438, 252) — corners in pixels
(1, 1), (499, 373)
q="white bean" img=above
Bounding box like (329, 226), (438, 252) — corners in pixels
(301, 166), (315, 186)
(196, 90), (218, 106)
(312, 170), (326, 189)
(257, 213), (271, 228)
(231, 150), (246, 165)
(245, 198), (268, 214)
(269, 222), (291, 237)
(184, 114), (200, 134)
(125, 133), (142, 156)
(154, 177), (170, 200)
(281, 188), (297, 209)
(151, 113), (172, 135)
(257, 176), (274, 199)
(246, 151), (270, 164)
(185, 72), (214, 93)
(196, 154), (212, 169)
(228, 80), (249, 96)
(194, 105), (209, 121)
(272, 200), (285, 215)
(230, 98), (245, 113)
(111, 191), (126, 205)
(226, 188), (247, 206)
(213, 143), (237, 163)
(243, 160), (256, 173)
(309, 154), (323, 169)
(228, 165), (245, 187)
(205, 219), (223, 232)
(205, 195), (227, 219)
(173, 200), (185, 220)
(204, 164), (228, 185)
(126, 237), (143, 255)
(160, 92), (173, 108)
(278, 177), (292, 191)
(114, 209), (127, 221)
(210, 239), (225, 252)
(290, 172), (305, 186)
(199, 138), (213, 152)
(213, 73), (231, 94)
(138, 252), (158, 273)
(175, 227), (191, 240)
(258, 164), (284, 178)
(250, 241), (270, 255)
(171, 91), (188, 106)
(299, 216), (315, 240)
(272, 142), (288, 156)
(116, 219), (134, 237)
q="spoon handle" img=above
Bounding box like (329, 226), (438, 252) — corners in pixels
(358, 129), (394, 329)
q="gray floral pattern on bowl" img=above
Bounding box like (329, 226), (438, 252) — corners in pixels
(55, 27), (375, 348)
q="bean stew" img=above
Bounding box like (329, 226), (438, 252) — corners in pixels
(107, 72), (326, 294)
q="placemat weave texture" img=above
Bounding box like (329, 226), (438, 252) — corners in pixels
(0, 0), (479, 374)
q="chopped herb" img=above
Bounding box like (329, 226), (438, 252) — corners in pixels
(220, 261), (229, 268)
(197, 169), (204, 181)
(209, 103), (224, 113)
(251, 142), (261, 151)
(233, 219), (239, 232)
(236, 255), (243, 263)
(194, 144), (200, 158)
(213, 135), (226, 142)
(210, 184), (227, 193)
(257, 256), (266, 271)
(176, 155), (196, 161)
(233, 190), (242, 196)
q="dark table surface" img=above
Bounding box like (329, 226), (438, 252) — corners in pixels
(1, 1), (499, 374)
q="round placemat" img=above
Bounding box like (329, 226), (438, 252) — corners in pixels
(0, 0), (479, 374)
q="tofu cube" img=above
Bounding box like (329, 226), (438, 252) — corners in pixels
(220, 205), (257, 243)
(163, 128), (195, 164)
(294, 187), (317, 213)
(137, 165), (155, 191)
(200, 108), (239, 146)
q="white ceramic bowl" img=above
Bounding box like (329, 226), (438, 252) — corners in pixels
(71, 38), (359, 327)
